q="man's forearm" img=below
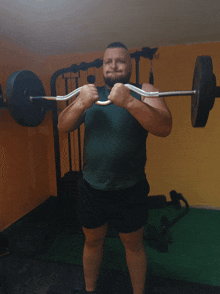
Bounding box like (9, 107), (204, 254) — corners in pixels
(125, 97), (172, 137)
(57, 97), (86, 133)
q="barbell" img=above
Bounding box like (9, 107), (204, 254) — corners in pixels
(4, 55), (220, 128)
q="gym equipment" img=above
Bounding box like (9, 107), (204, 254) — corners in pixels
(5, 70), (47, 127)
(191, 56), (217, 127)
(4, 55), (220, 127)
(87, 74), (96, 84)
(148, 190), (189, 231)
(159, 190), (189, 232)
(145, 190), (189, 252)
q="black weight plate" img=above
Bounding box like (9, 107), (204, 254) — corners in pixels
(210, 74), (216, 111)
(191, 56), (215, 127)
(5, 70), (46, 127)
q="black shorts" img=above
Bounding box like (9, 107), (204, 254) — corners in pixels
(75, 178), (150, 233)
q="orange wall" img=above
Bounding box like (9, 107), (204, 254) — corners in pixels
(1, 36), (220, 231)
(0, 36), (57, 231)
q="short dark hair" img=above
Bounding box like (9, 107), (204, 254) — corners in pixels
(107, 42), (128, 50)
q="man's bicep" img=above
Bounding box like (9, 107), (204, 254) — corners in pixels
(142, 96), (169, 111)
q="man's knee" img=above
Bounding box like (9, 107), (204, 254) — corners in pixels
(83, 223), (108, 249)
(119, 226), (145, 252)
(84, 237), (105, 249)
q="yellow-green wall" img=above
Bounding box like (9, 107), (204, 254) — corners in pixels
(1, 36), (220, 231)
(146, 43), (220, 208)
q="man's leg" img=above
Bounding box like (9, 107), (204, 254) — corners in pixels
(82, 223), (108, 292)
(119, 227), (147, 294)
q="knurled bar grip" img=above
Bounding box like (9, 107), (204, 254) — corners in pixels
(30, 84), (196, 106)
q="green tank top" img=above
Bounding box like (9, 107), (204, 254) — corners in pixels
(82, 84), (148, 190)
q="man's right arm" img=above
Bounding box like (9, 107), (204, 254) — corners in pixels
(57, 84), (99, 133)
(57, 97), (86, 133)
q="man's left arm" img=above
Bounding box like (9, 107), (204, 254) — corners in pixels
(108, 83), (172, 137)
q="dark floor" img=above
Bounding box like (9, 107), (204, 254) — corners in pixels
(1, 251), (220, 294)
(1, 195), (220, 294)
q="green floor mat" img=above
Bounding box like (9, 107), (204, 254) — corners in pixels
(43, 208), (220, 287)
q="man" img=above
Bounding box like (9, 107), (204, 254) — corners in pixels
(58, 42), (172, 294)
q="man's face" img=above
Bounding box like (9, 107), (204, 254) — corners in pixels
(103, 47), (132, 88)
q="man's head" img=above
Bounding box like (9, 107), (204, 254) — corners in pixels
(103, 42), (132, 88)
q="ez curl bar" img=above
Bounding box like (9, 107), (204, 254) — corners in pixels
(30, 84), (196, 104)
(5, 55), (220, 128)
